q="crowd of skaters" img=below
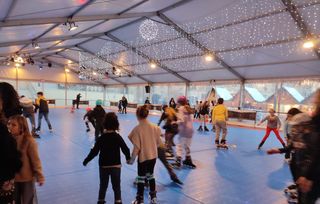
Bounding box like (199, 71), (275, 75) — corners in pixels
(1, 81), (320, 204)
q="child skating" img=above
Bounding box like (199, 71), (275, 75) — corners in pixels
(173, 96), (196, 169)
(83, 112), (131, 204)
(83, 107), (95, 132)
(212, 98), (228, 148)
(127, 105), (161, 204)
(257, 108), (285, 149)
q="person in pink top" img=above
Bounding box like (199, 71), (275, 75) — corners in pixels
(173, 96), (196, 169)
(257, 108), (285, 149)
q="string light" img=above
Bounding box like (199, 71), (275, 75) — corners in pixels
(75, 0), (319, 81)
(139, 19), (159, 41)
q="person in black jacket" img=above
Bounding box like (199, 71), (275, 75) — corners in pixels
(83, 112), (130, 204)
(91, 100), (106, 141)
(75, 93), (81, 109)
(19, 95), (40, 138)
(169, 98), (176, 109)
(0, 82), (22, 203)
(35, 92), (52, 132)
(198, 101), (209, 131)
(121, 96), (128, 114)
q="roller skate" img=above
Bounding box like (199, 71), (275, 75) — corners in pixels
(257, 141), (265, 150)
(183, 156), (196, 169)
(172, 157), (182, 169)
(132, 195), (144, 204)
(149, 191), (157, 204)
(284, 184), (297, 194)
(204, 126), (209, 132)
(217, 140), (228, 149)
(197, 125), (203, 131)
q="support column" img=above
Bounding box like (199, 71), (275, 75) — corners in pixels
(64, 67), (68, 106)
(239, 81), (245, 109)
(103, 85), (106, 106)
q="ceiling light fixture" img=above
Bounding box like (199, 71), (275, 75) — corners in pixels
(149, 61), (157, 68)
(32, 41), (40, 49)
(303, 40), (315, 49)
(65, 68), (70, 73)
(204, 53), (214, 62)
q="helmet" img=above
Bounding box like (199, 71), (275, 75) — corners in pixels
(289, 113), (311, 126)
(96, 99), (103, 106)
(86, 107), (92, 112)
(177, 96), (187, 105)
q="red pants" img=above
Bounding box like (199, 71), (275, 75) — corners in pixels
(261, 127), (285, 145)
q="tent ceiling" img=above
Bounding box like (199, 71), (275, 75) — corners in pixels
(0, 0), (319, 84)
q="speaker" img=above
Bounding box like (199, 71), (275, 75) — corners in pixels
(145, 85), (150, 93)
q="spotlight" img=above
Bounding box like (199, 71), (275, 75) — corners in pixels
(92, 71), (97, 75)
(303, 40), (315, 49)
(64, 21), (78, 31)
(149, 61), (157, 68)
(6, 62), (10, 66)
(205, 53), (214, 62)
(15, 63), (20, 67)
(32, 42), (40, 49)
(16, 56), (24, 63)
(65, 68), (70, 73)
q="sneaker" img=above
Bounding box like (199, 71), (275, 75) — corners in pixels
(86, 128), (90, 132)
(132, 198), (144, 204)
(204, 126), (209, 131)
(284, 184), (297, 194)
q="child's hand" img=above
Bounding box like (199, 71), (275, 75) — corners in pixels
(266, 148), (281, 154)
(127, 157), (135, 165)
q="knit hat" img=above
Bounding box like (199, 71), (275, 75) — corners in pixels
(96, 99), (103, 106)
(86, 107), (92, 112)
(177, 96), (187, 105)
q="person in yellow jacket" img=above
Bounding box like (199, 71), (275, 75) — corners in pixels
(212, 98), (228, 145)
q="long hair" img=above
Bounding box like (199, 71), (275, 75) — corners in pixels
(166, 107), (176, 121)
(8, 115), (33, 149)
(0, 82), (21, 119)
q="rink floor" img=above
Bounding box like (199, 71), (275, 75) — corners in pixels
(35, 108), (291, 204)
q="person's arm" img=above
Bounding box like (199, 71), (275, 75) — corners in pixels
(277, 116), (281, 129)
(158, 112), (166, 126)
(83, 139), (101, 166)
(28, 139), (45, 185)
(128, 130), (140, 164)
(225, 106), (228, 121)
(258, 116), (268, 125)
(83, 112), (88, 120)
(212, 107), (216, 122)
(118, 136), (131, 161)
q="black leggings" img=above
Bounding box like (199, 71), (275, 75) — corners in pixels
(136, 159), (156, 197)
(98, 167), (121, 202)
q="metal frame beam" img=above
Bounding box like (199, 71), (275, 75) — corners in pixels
(106, 33), (190, 83)
(281, 0), (320, 59)
(0, 12), (157, 28)
(157, 12), (245, 81)
(48, 53), (126, 85)
(17, 0), (97, 54)
(1, 0), (17, 21)
(77, 45), (151, 84)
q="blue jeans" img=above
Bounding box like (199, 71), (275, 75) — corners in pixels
(37, 112), (52, 130)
